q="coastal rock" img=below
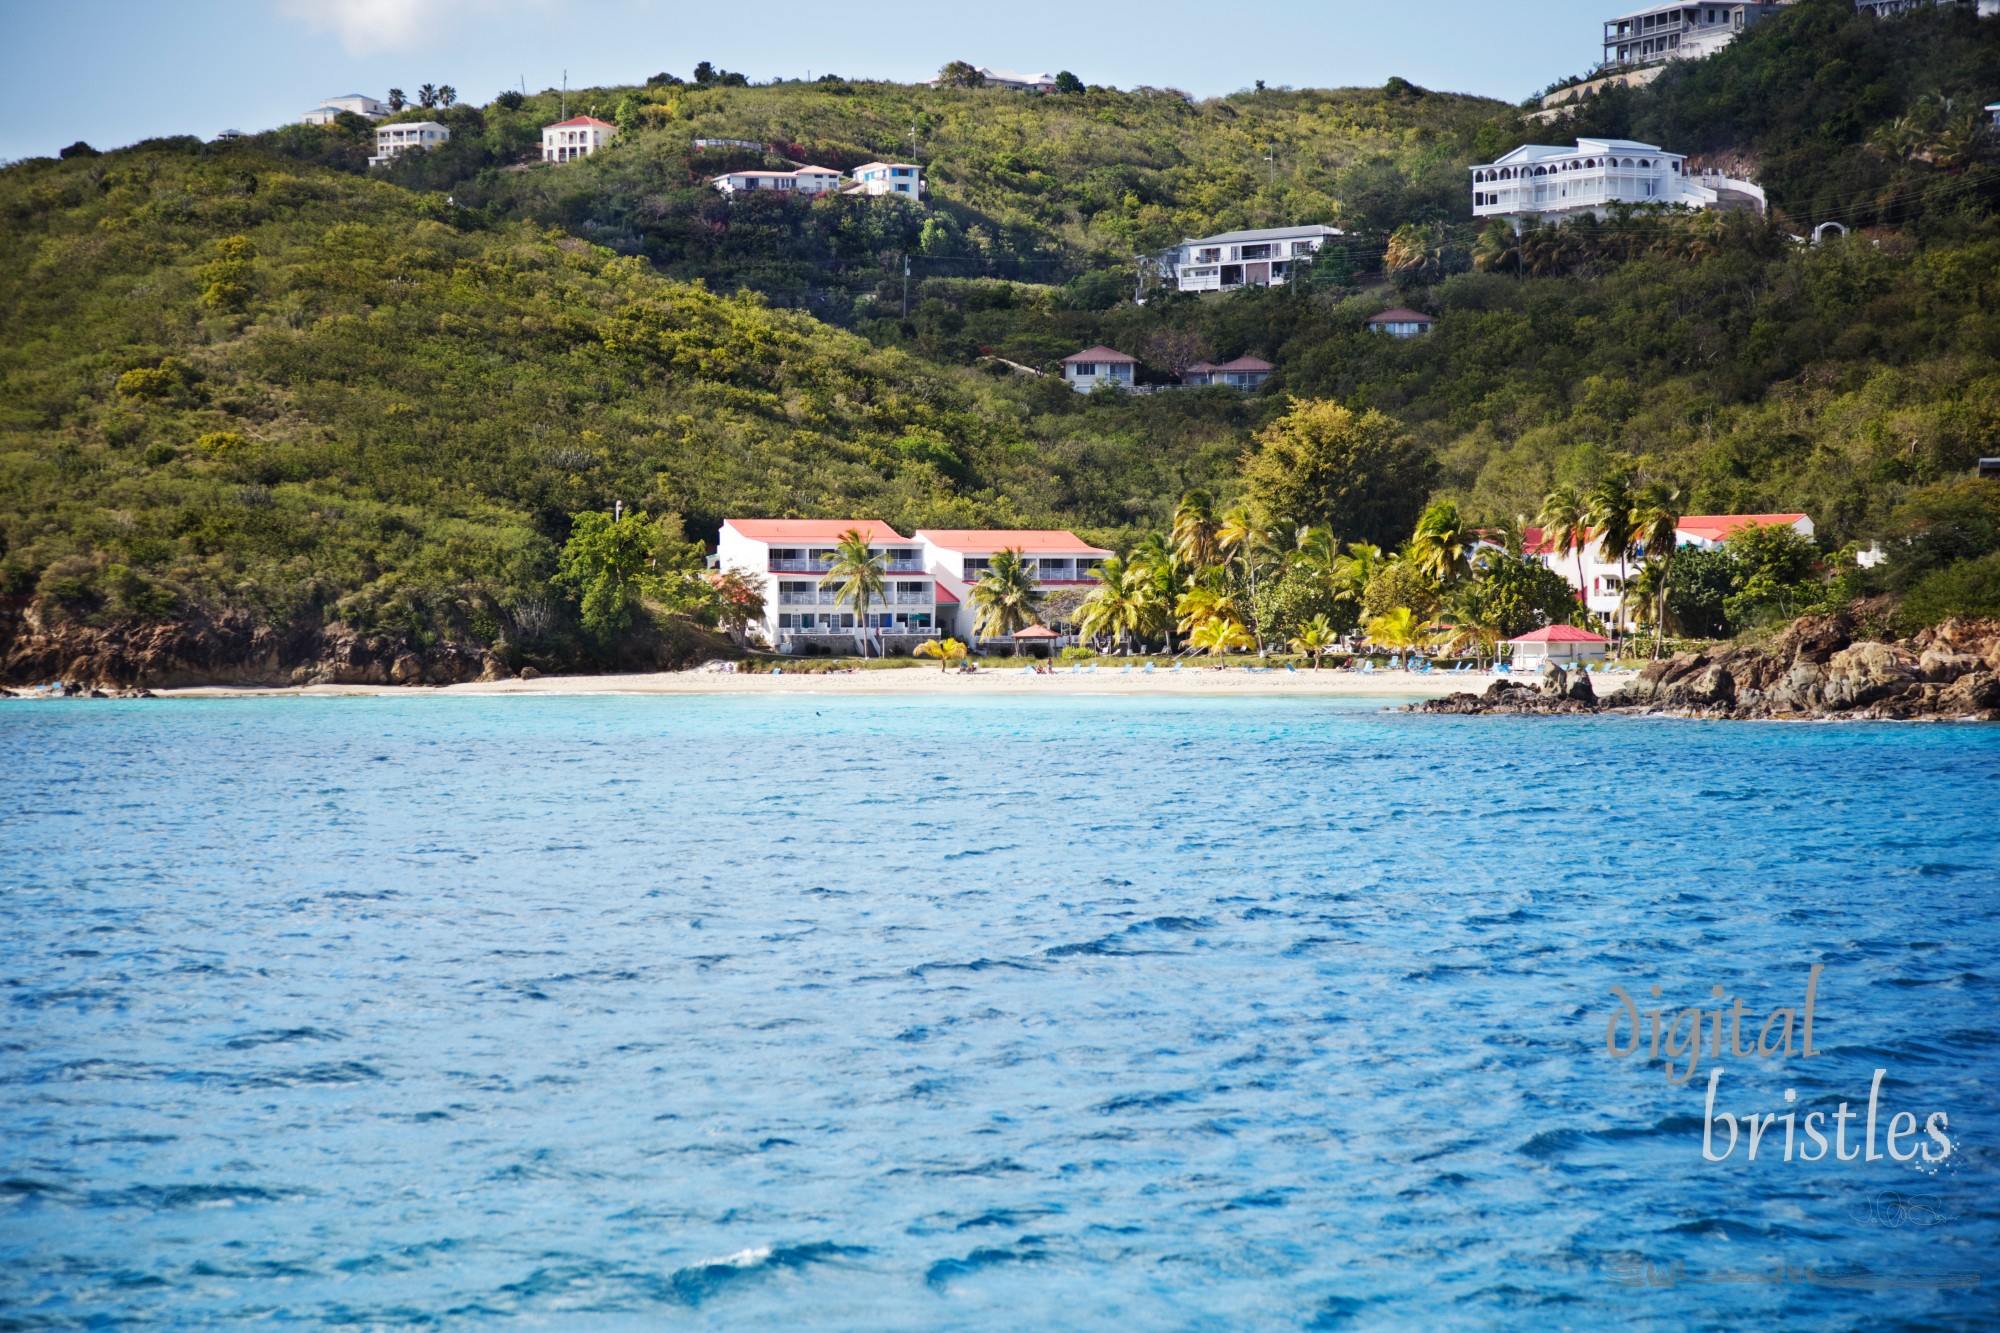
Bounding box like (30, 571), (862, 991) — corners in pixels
(1940, 671), (2000, 714)
(1820, 641), (1920, 711)
(1918, 647), (1982, 683)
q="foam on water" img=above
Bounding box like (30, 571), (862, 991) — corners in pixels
(0, 695), (1996, 1329)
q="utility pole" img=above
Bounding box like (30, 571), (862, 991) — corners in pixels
(613, 499), (624, 522)
(561, 70), (567, 121)
(901, 254), (911, 319)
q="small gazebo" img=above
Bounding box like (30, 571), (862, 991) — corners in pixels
(1508, 624), (1609, 666)
(1010, 625), (1061, 659)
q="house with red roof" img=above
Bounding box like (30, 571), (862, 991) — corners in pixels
(917, 529), (1113, 646)
(1364, 308), (1435, 338)
(716, 519), (938, 650)
(542, 116), (617, 163)
(1182, 356), (1274, 389)
(1060, 346), (1138, 393)
(1523, 511), (1813, 628)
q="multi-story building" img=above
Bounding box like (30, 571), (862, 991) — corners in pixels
(710, 165), (844, 197)
(302, 94), (386, 125)
(1471, 138), (1765, 223)
(1525, 512), (1813, 624)
(369, 121), (450, 167)
(845, 162), (925, 198)
(1181, 356), (1274, 389)
(1157, 224), (1343, 294)
(1602, 2), (1783, 71)
(715, 519), (939, 651)
(1059, 346), (1138, 393)
(917, 530), (1112, 647)
(542, 116), (617, 163)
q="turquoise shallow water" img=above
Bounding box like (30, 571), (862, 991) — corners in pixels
(0, 695), (1996, 1330)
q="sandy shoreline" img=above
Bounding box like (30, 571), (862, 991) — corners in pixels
(154, 665), (1485, 700)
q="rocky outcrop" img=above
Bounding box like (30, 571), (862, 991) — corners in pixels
(1409, 661), (1601, 716)
(1407, 614), (2000, 723)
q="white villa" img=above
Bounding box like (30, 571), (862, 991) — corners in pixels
(1060, 346), (1138, 393)
(370, 122), (449, 167)
(1471, 138), (1766, 223)
(1365, 307), (1436, 338)
(716, 519), (939, 651)
(976, 68), (1059, 91)
(302, 94), (385, 125)
(1603, 2), (1783, 71)
(711, 165), (844, 196)
(1526, 512), (1814, 623)
(846, 162), (924, 198)
(1159, 225), (1343, 293)
(543, 116), (617, 162)
(1182, 356), (1273, 389)
(917, 529), (1112, 648)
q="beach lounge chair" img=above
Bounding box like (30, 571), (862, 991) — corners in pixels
(1360, 660), (1375, 675)
(1494, 661), (1511, 674)
(1285, 663), (1298, 673)
(1144, 662), (1155, 673)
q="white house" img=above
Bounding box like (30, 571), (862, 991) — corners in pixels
(1603, 2), (1783, 71)
(978, 68), (1059, 91)
(1856, 0), (1994, 14)
(1527, 512), (1813, 624)
(1471, 139), (1766, 223)
(846, 162), (924, 198)
(1508, 624), (1610, 666)
(692, 137), (764, 151)
(1182, 356), (1273, 389)
(1060, 346), (1138, 393)
(917, 529), (1112, 647)
(369, 121), (450, 167)
(302, 94), (385, 125)
(1365, 307), (1435, 338)
(543, 116), (617, 162)
(711, 165), (844, 196)
(714, 519), (939, 651)
(1158, 224), (1343, 293)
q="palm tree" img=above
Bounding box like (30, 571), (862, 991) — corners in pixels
(1077, 556), (1141, 651)
(1289, 614), (1339, 669)
(1588, 474), (1641, 634)
(1289, 525), (1340, 578)
(1536, 486), (1590, 616)
(1190, 616), (1254, 655)
(1174, 582), (1244, 638)
(418, 83), (439, 109)
(1126, 536), (1190, 653)
(820, 528), (887, 657)
(1171, 490), (1221, 570)
(387, 88), (406, 113)
(1364, 606), (1429, 653)
(1217, 502), (1274, 653)
(1622, 560), (1665, 639)
(1331, 542), (1383, 607)
(1632, 479), (1685, 659)
(1409, 498), (1477, 587)
(914, 637), (968, 672)
(436, 85), (457, 109)
(970, 548), (1043, 641)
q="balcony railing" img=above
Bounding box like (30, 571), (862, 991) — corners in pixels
(778, 591), (933, 606)
(770, 558), (926, 574)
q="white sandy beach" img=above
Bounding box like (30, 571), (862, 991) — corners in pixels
(158, 665), (1484, 700)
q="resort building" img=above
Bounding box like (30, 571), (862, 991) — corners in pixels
(369, 121), (450, 167)
(711, 165), (845, 196)
(1060, 346), (1138, 392)
(1471, 139), (1766, 223)
(715, 519), (939, 651)
(917, 530), (1112, 648)
(692, 137), (764, 151)
(1508, 624), (1610, 666)
(302, 94), (385, 125)
(1157, 224), (1343, 294)
(1365, 308), (1436, 338)
(845, 162), (925, 198)
(976, 68), (1060, 91)
(543, 116), (617, 162)
(1602, 3), (1783, 72)
(1182, 356), (1274, 389)
(1526, 512), (1814, 623)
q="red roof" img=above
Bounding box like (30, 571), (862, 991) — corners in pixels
(1366, 307), (1434, 325)
(1676, 513), (1807, 543)
(1510, 624), (1609, 644)
(917, 529), (1112, 556)
(724, 518), (907, 543)
(934, 584), (959, 604)
(1060, 345), (1138, 364)
(545, 116), (617, 129)
(1212, 355), (1274, 371)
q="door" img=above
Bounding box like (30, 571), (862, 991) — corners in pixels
(1245, 262), (1270, 285)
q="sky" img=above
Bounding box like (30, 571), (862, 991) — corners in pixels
(0, 0), (1618, 162)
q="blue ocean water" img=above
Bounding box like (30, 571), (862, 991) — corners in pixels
(0, 694), (1996, 1330)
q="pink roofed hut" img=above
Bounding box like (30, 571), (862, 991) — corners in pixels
(1010, 624), (1062, 658)
(1508, 624), (1609, 666)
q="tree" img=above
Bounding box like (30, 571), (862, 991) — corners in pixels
(1289, 613), (1339, 668)
(1190, 616), (1254, 655)
(1331, 542), (1382, 607)
(1361, 556), (1439, 620)
(437, 85), (457, 109)
(1363, 606), (1429, 652)
(494, 89), (524, 110)
(1536, 485), (1590, 614)
(418, 83), (439, 108)
(387, 88), (406, 112)
(693, 62), (718, 85)
(1171, 490), (1221, 569)
(1175, 581), (1246, 641)
(1409, 498), (1476, 587)
(970, 548), (1043, 639)
(1587, 473), (1640, 633)
(1217, 502), (1274, 652)
(1453, 552), (1580, 639)
(1632, 479), (1685, 658)
(938, 61), (986, 88)
(554, 509), (695, 640)
(1077, 555), (1142, 650)
(915, 637), (969, 671)
(705, 566), (766, 646)
(1053, 71), (1085, 95)
(1127, 535), (1188, 653)
(820, 528), (887, 657)
(1241, 399), (1434, 550)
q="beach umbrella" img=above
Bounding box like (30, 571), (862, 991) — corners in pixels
(1011, 625), (1060, 660)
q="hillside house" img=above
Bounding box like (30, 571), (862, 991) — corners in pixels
(692, 138), (763, 151)
(1525, 512), (1813, 624)
(846, 162), (924, 198)
(302, 94), (385, 125)
(1365, 308), (1435, 338)
(1060, 346), (1138, 393)
(918, 530), (1111, 647)
(1159, 224), (1343, 293)
(1471, 138), (1765, 223)
(369, 121), (449, 167)
(1182, 356), (1273, 389)
(1856, 0), (1994, 13)
(715, 519), (939, 651)
(711, 165), (844, 196)
(976, 68), (1059, 91)
(1603, 3), (1782, 71)
(543, 116), (617, 162)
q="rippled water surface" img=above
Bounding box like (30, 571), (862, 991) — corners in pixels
(2, 695), (1997, 1330)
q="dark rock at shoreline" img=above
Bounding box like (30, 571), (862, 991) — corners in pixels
(1406, 614), (2000, 722)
